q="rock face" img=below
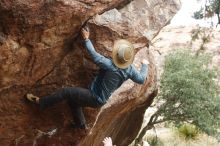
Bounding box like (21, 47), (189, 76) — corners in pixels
(0, 0), (180, 145)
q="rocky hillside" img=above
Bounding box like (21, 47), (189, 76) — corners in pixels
(0, 0), (180, 146)
(151, 25), (220, 82)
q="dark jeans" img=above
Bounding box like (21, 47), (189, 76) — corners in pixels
(39, 87), (102, 126)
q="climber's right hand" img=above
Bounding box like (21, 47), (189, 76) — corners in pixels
(81, 27), (90, 40)
(142, 59), (149, 65)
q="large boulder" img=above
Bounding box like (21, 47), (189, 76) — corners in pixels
(0, 0), (180, 145)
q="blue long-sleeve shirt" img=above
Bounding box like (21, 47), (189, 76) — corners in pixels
(84, 39), (148, 105)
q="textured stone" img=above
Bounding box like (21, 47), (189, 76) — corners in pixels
(0, 0), (180, 145)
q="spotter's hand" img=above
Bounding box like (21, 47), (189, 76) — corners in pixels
(81, 28), (90, 40)
(103, 137), (113, 146)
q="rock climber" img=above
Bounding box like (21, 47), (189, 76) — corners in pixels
(25, 26), (149, 129)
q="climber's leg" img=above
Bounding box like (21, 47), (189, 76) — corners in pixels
(66, 87), (101, 128)
(39, 87), (74, 110)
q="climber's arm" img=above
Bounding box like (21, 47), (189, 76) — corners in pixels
(84, 39), (113, 69)
(81, 28), (113, 69)
(129, 59), (149, 84)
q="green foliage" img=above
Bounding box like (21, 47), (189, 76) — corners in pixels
(178, 123), (199, 140)
(193, 0), (220, 25)
(190, 27), (213, 54)
(191, 27), (212, 43)
(157, 49), (220, 140)
(194, 0), (219, 18)
(210, 0), (220, 14)
(193, 7), (204, 19)
(147, 136), (164, 146)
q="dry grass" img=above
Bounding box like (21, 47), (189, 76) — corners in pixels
(129, 126), (220, 146)
(143, 127), (220, 146)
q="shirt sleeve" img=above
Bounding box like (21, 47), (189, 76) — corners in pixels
(129, 64), (148, 84)
(84, 39), (113, 70)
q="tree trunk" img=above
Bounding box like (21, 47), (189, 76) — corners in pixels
(135, 121), (154, 145)
(217, 13), (220, 27)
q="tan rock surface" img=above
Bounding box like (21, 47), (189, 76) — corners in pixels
(0, 0), (180, 145)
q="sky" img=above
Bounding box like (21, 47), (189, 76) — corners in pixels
(170, 0), (218, 27)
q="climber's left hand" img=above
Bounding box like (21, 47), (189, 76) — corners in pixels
(81, 27), (90, 40)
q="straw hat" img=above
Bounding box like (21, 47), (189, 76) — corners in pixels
(112, 39), (134, 69)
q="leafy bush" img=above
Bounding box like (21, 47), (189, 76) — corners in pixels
(147, 135), (164, 146)
(159, 50), (220, 139)
(190, 27), (213, 53)
(192, 0), (220, 26)
(178, 123), (199, 140)
(136, 50), (220, 145)
(193, 8), (204, 19)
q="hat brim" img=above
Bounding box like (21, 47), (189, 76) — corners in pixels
(112, 39), (134, 69)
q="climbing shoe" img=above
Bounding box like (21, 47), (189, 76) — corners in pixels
(25, 93), (39, 104)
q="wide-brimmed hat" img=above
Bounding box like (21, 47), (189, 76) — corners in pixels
(112, 39), (134, 69)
